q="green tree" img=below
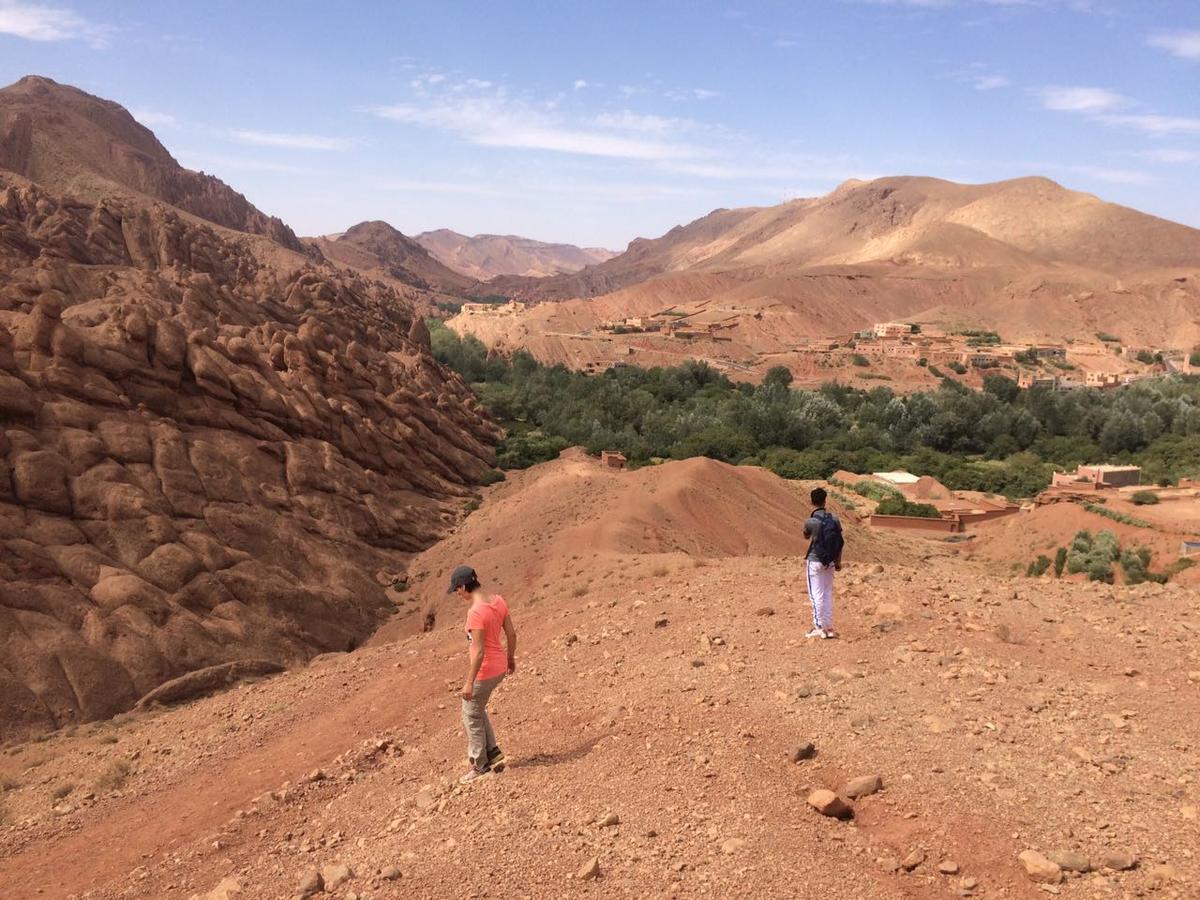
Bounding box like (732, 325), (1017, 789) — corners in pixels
(1053, 546), (1068, 577)
(763, 366), (794, 389)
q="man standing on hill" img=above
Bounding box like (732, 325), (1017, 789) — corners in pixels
(450, 565), (517, 783)
(803, 487), (844, 639)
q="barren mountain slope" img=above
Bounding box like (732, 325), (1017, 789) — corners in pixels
(454, 177), (1200, 364)
(0, 76), (304, 252)
(309, 221), (474, 295)
(415, 228), (617, 279)
(1, 455), (1195, 899)
(0, 169), (500, 741)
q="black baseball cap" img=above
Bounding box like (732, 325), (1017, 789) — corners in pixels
(447, 565), (478, 594)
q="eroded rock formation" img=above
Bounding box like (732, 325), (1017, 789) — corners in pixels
(0, 173), (500, 739)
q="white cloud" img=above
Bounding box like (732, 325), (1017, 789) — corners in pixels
(692, 88), (722, 100)
(1147, 30), (1200, 61)
(1097, 113), (1200, 136)
(374, 179), (508, 197)
(773, 37), (800, 48)
(0, 0), (111, 46)
(1058, 164), (1155, 185)
(972, 74), (1009, 90)
(372, 87), (706, 161)
(1134, 148), (1200, 164)
(131, 109), (178, 129)
(1038, 85), (1127, 112)
(593, 110), (687, 135)
(178, 153), (314, 175)
(230, 129), (356, 151)
(573, 79), (589, 90)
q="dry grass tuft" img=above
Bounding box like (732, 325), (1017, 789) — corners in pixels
(94, 759), (132, 793)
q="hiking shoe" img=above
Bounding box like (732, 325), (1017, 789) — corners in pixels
(458, 765), (492, 785)
(805, 628), (827, 639)
(487, 746), (506, 770)
(822, 629), (838, 640)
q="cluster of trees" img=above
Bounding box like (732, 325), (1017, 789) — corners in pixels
(429, 321), (1200, 497)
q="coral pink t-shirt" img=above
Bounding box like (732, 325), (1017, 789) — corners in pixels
(465, 595), (509, 681)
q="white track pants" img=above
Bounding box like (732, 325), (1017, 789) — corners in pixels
(806, 559), (835, 631)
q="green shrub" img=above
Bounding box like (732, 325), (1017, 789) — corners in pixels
(1190, 350), (1200, 367)
(1053, 546), (1068, 577)
(1084, 503), (1151, 528)
(845, 480), (903, 502)
(874, 496), (942, 518)
(1096, 332), (1121, 343)
(1027, 555), (1052, 577)
(1130, 490), (1159, 505)
(477, 469), (507, 486)
(948, 361), (967, 375)
(851, 354), (870, 367)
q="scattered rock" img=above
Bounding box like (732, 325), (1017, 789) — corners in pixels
(755, 607), (775, 616)
(597, 812), (620, 827)
(577, 857), (601, 880)
(1019, 850), (1063, 884)
(841, 774), (883, 798)
(938, 860), (960, 875)
(1101, 851), (1138, 872)
(654, 617), (669, 629)
(806, 789), (853, 819)
(1048, 851), (1092, 873)
(721, 837), (746, 855)
(380, 866), (401, 881)
(320, 863), (353, 890)
(901, 849), (926, 871)
(297, 869), (323, 895)
(789, 743), (816, 763)
(189, 877), (242, 900)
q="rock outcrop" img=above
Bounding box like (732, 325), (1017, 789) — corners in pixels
(0, 75), (305, 252)
(0, 172), (501, 739)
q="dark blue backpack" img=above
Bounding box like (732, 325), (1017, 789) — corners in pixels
(808, 509), (844, 565)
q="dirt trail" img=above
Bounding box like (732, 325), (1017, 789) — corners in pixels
(1, 457), (1197, 899)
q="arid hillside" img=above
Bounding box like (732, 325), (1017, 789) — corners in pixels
(0, 80), (502, 742)
(308, 221), (474, 295)
(0, 76), (304, 252)
(455, 177), (1200, 372)
(1, 452), (1195, 899)
(415, 228), (617, 279)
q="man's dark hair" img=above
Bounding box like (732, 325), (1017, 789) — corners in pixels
(811, 487), (827, 507)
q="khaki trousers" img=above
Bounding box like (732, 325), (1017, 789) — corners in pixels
(461, 672), (505, 767)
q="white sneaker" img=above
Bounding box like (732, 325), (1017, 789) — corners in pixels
(822, 629), (838, 640)
(805, 628), (826, 639)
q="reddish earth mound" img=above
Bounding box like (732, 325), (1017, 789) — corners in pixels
(0, 169), (499, 741)
(378, 450), (911, 641)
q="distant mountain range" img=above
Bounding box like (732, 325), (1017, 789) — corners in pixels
(413, 229), (616, 280)
(452, 174), (1200, 365)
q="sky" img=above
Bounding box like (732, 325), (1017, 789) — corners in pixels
(0, 0), (1197, 249)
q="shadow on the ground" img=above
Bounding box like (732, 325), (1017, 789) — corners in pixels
(514, 735), (605, 769)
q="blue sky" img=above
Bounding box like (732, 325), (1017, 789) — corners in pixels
(1, 0), (1197, 248)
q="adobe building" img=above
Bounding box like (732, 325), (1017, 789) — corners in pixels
(1050, 464), (1141, 489)
(873, 322), (914, 338)
(600, 450), (627, 470)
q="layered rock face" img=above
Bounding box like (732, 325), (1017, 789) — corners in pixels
(0, 76), (305, 252)
(0, 173), (500, 739)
